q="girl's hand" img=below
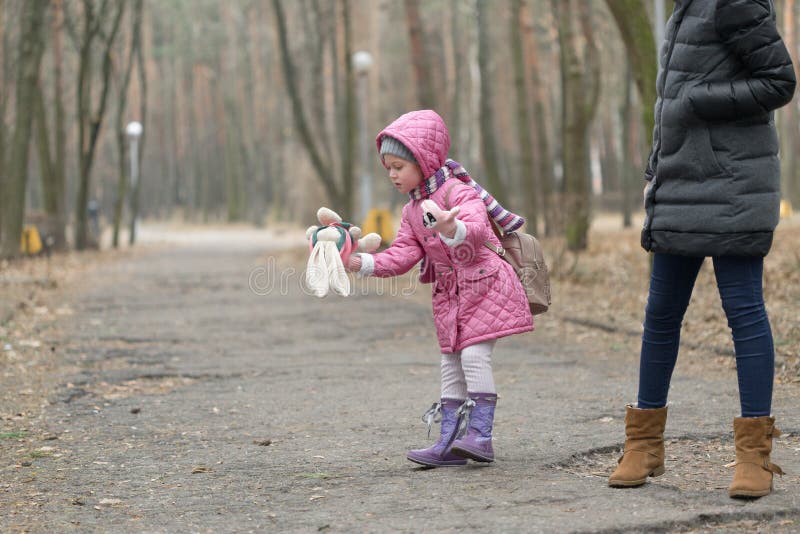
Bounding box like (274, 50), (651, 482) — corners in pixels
(421, 199), (460, 239)
(344, 253), (362, 273)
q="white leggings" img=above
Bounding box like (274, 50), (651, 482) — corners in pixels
(440, 340), (497, 399)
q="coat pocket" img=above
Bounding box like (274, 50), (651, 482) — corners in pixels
(663, 127), (728, 182)
(458, 264), (500, 306)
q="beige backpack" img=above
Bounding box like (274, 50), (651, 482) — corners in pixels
(444, 182), (551, 315)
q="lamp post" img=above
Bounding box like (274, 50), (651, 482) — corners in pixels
(352, 51), (373, 224)
(126, 121), (143, 244)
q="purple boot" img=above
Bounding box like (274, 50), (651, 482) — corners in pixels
(450, 393), (497, 463)
(407, 399), (468, 467)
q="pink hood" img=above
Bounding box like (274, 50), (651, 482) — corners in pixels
(375, 110), (451, 179)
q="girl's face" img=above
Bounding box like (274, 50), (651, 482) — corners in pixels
(384, 154), (424, 195)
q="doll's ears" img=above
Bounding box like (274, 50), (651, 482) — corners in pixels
(306, 225), (320, 240)
(317, 207), (342, 226)
(357, 233), (382, 253)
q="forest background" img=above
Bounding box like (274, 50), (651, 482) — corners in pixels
(3, 0), (798, 257)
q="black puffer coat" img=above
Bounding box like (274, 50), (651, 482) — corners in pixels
(642, 0), (796, 257)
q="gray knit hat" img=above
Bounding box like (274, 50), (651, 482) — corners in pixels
(379, 136), (417, 164)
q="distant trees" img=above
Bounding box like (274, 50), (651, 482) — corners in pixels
(272, 0), (357, 220)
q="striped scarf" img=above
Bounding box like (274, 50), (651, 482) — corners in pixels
(409, 159), (525, 233)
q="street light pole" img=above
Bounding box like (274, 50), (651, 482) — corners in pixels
(352, 51), (373, 224)
(126, 121), (143, 245)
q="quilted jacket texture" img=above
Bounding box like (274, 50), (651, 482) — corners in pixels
(370, 110), (533, 353)
(642, 0), (796, 257)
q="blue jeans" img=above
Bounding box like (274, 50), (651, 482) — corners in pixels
(637, 253), (774, 417)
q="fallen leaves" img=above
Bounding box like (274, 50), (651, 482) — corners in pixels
(539, 219), (800, 382)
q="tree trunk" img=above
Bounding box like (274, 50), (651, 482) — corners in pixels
(510, 0), (538, 235)
(605, 0), (658, 141)
(0, 0), (48, 259)
(554, 0), (601, 251)
(403, 0), (436, 109)
(621, 65), (635, 228)
(780, 0), (799, 206)
(477, 0), (508, 206)
(33, 83), (58, 227)
(521, 1), (555, 236)
(0, 0), (6, 244)
(271, 0), (340, 212)
(51, 0), (68, 251)
(339, 0), (356, 220)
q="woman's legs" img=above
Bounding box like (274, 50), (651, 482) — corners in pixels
(637, 253), (704, 409)
(712, 256), (774, 417)
(612, 253), (702, 487)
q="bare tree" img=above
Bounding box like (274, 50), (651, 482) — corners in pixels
(477, 0), (508, 206)
(510, 0), (538, 235)
(553, 0), (601, 251)
(404, 0), (436, 109)
(780, 0), (799, 205)
(620, 65), (637, 228)
(521, 0), (556, 235)
(0, 0), (48, 259)
(605, 0), (657, 138)
(74, 0), (126, 250)
(0, 0), (6, 244)
(271, 0), (356, 219)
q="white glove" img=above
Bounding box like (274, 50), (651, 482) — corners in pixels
(421, 199), (460, 239)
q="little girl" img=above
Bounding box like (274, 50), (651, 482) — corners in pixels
(345, 109), (533, 467)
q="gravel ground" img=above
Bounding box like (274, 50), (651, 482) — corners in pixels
(1, 229), (798, 533)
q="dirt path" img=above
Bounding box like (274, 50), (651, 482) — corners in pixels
(1, 232), (798, 532)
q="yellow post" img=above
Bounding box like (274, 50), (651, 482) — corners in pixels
(780, 199), (793, 219)
(20, 225), (43, 255)
(362, 208), (395, 246)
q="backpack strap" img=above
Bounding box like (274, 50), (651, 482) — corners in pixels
(443, 179), (506, 256)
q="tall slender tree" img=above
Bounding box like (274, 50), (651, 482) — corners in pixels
(605, 0), (657, 140)
(0, 0), (48, 259)
(780, 0), (799, 205)
(271, 0), (356, 219)
(404, 0), (436, 109)
(74, 0), (126, 250)
(477, 0), (508, 207)
(553, 0), (601, 251)
(510, 0), (538, 235)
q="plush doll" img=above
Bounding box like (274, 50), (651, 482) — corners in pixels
(306, 207), (382, 297)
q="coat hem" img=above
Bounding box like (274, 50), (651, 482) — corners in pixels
(643, 229), (774, 257)
(440, 324), (534, 354)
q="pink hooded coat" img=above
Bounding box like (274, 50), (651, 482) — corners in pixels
(370, 110), (533, 353)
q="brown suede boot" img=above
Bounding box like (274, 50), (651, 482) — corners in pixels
(608, 405), (668, 487)
(728, 416), (784, 498)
